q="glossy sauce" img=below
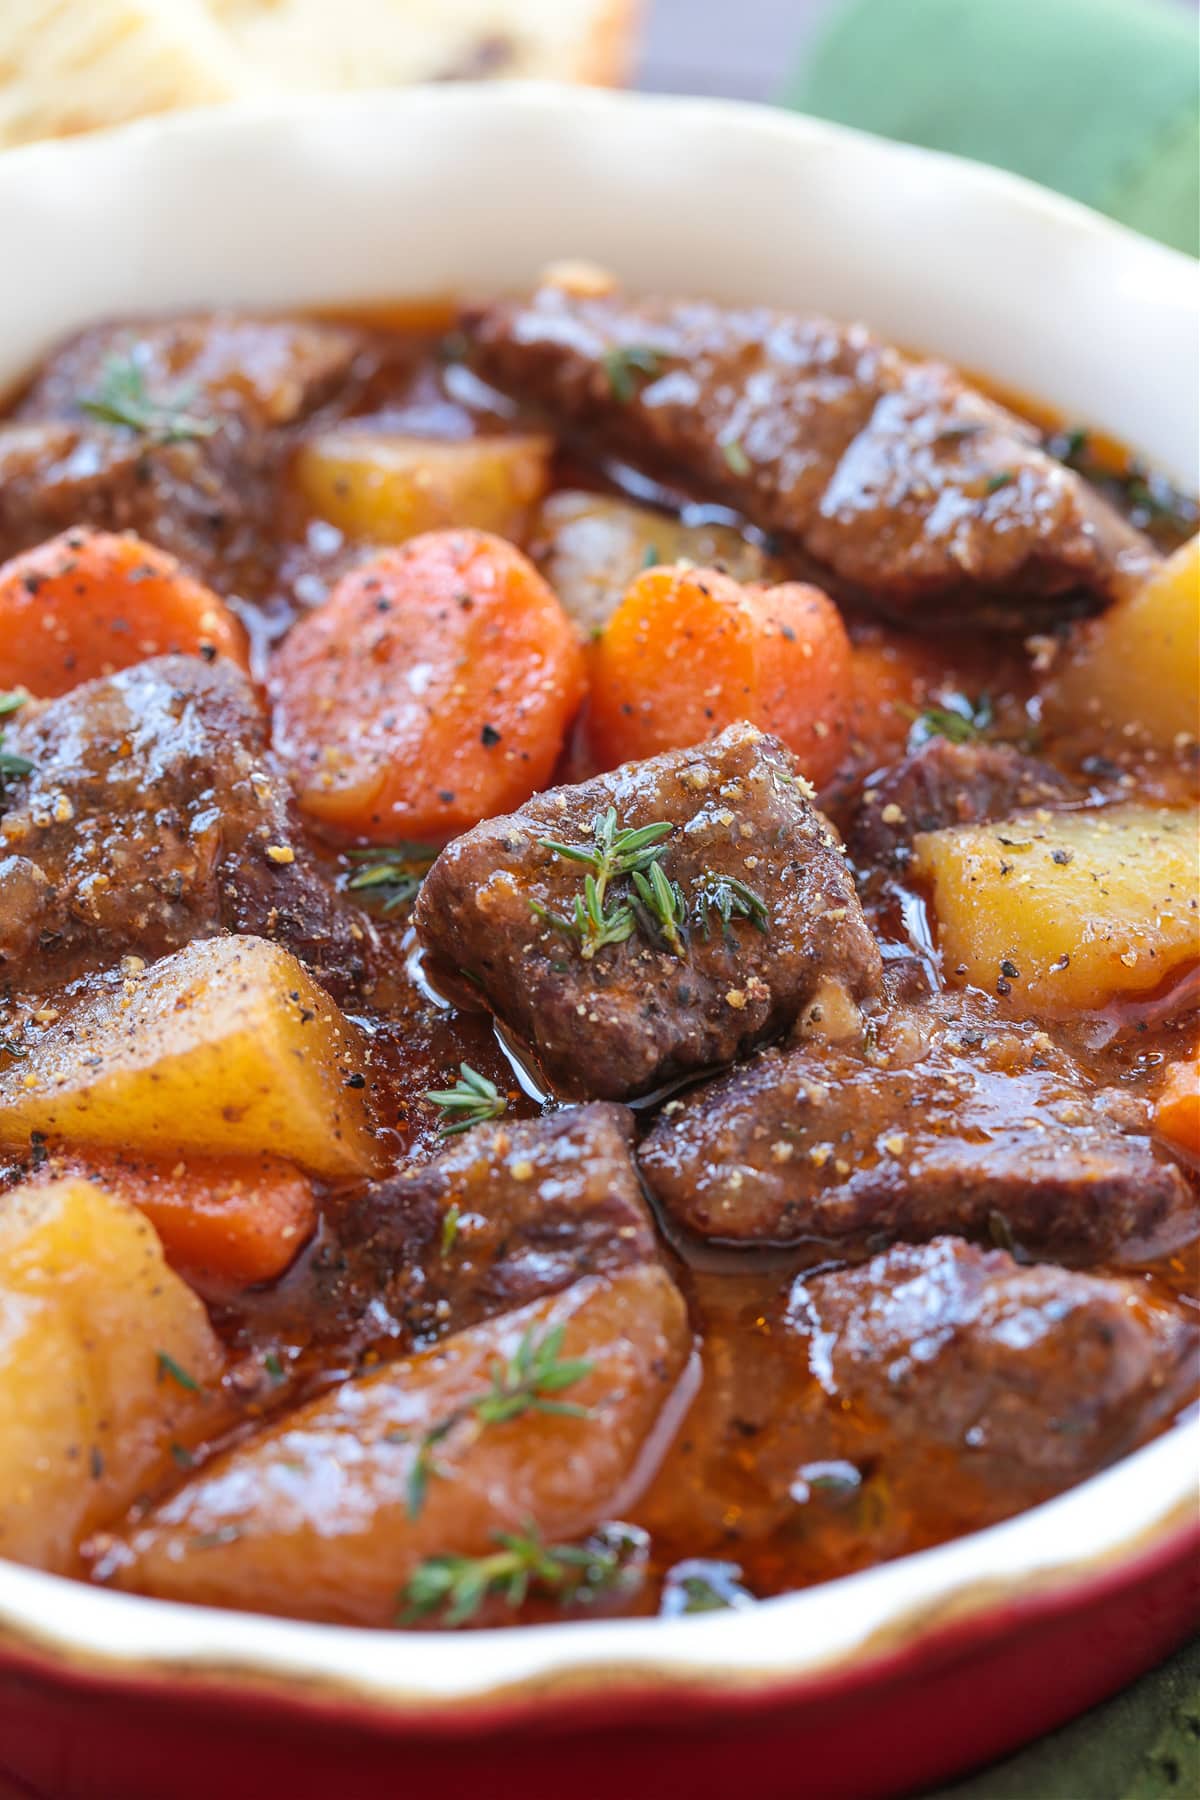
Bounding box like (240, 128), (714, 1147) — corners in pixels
(1, 303), (1197, 1618)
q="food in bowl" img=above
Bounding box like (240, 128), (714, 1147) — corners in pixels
(0, 269), (1196, 1631)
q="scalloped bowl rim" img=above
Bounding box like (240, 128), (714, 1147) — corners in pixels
(0, 84), (1195, 1719)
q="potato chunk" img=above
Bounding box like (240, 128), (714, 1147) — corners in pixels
(533, 490), (784, 640)
(0, 936), (382, 1179)
(913, 804), (1200, 1013)
(1045, 537), (1199, 749)
(294, 430), (552, 545)
(103, 1264), (690, 1624)
(0, 1178), (223, 1572)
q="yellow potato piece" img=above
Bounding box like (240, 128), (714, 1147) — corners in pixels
(912, 803), (1200, 1014)
(1044, 536), (1199, 749)
(0, 936), (383, 1179)
(294, 429), (552, 545)
(0, 1178), (223, 1572)
(108, 1264), (690, 1624)
(533, 490), (785, 640)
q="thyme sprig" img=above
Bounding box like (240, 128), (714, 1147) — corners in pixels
(398, 1522), (644, 1626)
(899, 693), (993, 749)
(0, 691), (33, 798)
(536, 808), (672, 959)
(423, 1062), (507, 1138)
(79, 353), (217, 446)
(345, 842), (438, 913)
(602, 344), (664, 404)
(403, 1322), (594, 1518)
(691, 873), (769, 937)
(630, 859), (687, 957)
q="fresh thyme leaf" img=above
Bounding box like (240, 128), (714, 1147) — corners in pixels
(0, 1036), (25, 1060)
(345, 842), (438, 913)
(659, 1558), (756, 1617)
(156, 1351), (200, 1393)
(397, 1522), (644, 1626)
(79, 353), (217, 445)
(690, 873), (769, 937)
(423, 1062), (506, 1138)
(536, 808), (673, 959)
(899, 693), (993, 748)
(169, 1441), (195, 1469)
(263, 1351), (284, 1382)
(0, 690), (32, 800)
(722, 439), (751, 477)
(1045, 426), (1199, 547)
(630, 859), (687, 957)
(403, 1323), (595, 1519)
(440, 1201), (461, 1257)
(603, 344), (664, 404)
(640, 543), (661, 570)
(984, 470), (1016, 494)
(473, 1323), (595, 1427)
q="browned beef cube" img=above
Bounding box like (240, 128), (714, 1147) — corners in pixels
(793, 1239), (1198, 1480)
(850, 738), (1076, 871)
(638, 1002), (1196, 1263)
(0, 655), (365, 994)
(414, 723), (882, 1100)
(321, 1103), (659, 1350)
(0, 315), (365, 593)
(469, 283), (1155, 629)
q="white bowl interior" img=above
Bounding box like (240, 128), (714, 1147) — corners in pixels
(0, 84), (1195, 1701)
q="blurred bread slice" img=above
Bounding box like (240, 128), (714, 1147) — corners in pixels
(214, 0), (641, 87)
(0, 1), (257, 147)
(0, 0), (640, 150)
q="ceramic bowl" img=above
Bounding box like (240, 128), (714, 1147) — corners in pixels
(0, 84), (1196, 1800)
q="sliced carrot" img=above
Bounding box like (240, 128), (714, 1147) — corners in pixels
(585, 564), (854, 787)
(1156, 1055), (1200, 1159)
(49, 1150), (317, 1287)
(271, 528), (586, 842)
(0, 529), (247, 697)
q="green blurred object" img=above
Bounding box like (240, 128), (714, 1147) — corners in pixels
(786, 0), (1200, 254)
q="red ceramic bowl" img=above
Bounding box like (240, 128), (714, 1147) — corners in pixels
(0, 86), (1196, 1800)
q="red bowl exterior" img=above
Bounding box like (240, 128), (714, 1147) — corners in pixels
(1, 1516), (1196, 1800)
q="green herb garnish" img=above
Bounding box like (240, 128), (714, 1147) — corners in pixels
(630, 859), (687, 957)
(404, 1322), (594, 1519)
(690, 873), (769, 937)
(79, 353), (217, 446)
(899, 693), (993, 748)
(398, 1522), (643, 1626)
(984, 470), (1016, 494)
(603, 344), (664, 404)
(440, 1201), (461, 1257)
(1046, 426), (1199, 547)
(537, 808), (672, 960)
(0, 691), (33, 798)
(423, 1062), (507, 1138)
(345, 842), (438, 913)
(156, 1351), (200, 1393)
(722, 439), (751, 477)
(660, 1559), (755, 1616)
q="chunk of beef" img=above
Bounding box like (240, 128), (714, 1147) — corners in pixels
(0, 315), (366, 594)
(0, 654), (365, 994)
(316, 1103), (657, 1350)
(638, 1002), (1196, 1262)
(469, 282), (1155, 629)
(851, 738), (1077, 871)
(792, 1238), (1199, 1480)
(414, 723), (881, 1100)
